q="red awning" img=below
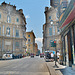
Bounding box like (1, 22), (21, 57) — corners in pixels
(60, 3), (75, 29)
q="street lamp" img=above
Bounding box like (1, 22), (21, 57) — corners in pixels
(50, 20), (58, 68)
(50, 20), (53, 25)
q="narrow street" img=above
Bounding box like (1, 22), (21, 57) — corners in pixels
(0, 56), (50, 75)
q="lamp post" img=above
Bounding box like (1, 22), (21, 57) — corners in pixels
(50, 20), (58, 68)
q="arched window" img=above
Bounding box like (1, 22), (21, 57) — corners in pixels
(7, 15), (11, 23)
(6, 27), (10, 36)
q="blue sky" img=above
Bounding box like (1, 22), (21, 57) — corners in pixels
(0, 0), (50, 52)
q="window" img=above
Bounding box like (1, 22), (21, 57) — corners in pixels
(49, 28), (52, 36)
(50, 40), (53, 47)
(0, 27), (1, 35)
(16, 30), (19, 37)
(23, 32), (24, 37)
(16, 42), (19, 47)
(6, 27), (10, 36)
(28, 35), (30, 37)
(0, 14), (1, 19)
(57, 27), (60, 34)
(53, 26), (55, 35)
(0, 40), (1, 48)
(7, 15), (11, 23)
(28, 39), (30, 42)
(13, 27), (15, 37)
(29, 45), (30, 47)
(57, 27), (60, 32)
(49, 16), (51, 19)
(16, 18), (19, 22)
(3, 25), (5, 36)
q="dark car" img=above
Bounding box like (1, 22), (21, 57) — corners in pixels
(36, 54), (39, 56)
(30, 53), (34, 58)
(40, 53), (44, 58)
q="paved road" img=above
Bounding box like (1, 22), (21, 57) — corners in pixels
(0, 56), (50, 75)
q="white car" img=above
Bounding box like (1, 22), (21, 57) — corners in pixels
(2, 53), (13, 59)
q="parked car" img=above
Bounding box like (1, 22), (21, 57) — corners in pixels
(40, 53), (44, 58)
(36, 54), (39, 56)
(30, 53), (34, 58)
(45, 52), (54, 62)
(2, 53), (13, 59)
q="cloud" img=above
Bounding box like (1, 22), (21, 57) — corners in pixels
(26, 15), (30, 19)
(35, 37), (43, 53)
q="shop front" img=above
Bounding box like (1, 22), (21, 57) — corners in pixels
(59, 0), (75, 67)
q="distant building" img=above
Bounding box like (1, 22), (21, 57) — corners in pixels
(37, 49), (40, 55)
(26, 31), (36, 54)
(0, 2), (27, 58)
(35, 43), (38, 55)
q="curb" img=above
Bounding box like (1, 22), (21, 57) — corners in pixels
(46, 62), (63, 75)
(46, 63), (51, 75)
(46, 62), (56, 75)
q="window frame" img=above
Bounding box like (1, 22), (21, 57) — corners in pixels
(0, 27), (1, 36)
(16, 30), (19, 37)
(7, 15), (11, 23)
(16, 18), (19, 22)
(28, 35), (30, 37)
(49, 27), (52, 36)
(6, 27), (10, 36)
(28, 38), (31, 42)
(16, 42), (19, 48)
(0, 13), (1, 19)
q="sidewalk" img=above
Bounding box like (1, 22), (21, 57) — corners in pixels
(46, 61), (75, 75)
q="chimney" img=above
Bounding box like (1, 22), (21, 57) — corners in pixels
(13, 5), (16, 10)
(45, 7), (49, 11)
(19, 9), (23, 13)
(1, 1), (7, 7)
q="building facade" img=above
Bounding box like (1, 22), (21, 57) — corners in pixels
(0, 2), (27, 58)
(35, 43), (38, 55)
(57, 0), (70, 18)
(50, 0), (60, 8)
(59, 0), (75, 67)
(26, 31), (36, 54)
(43, 3), (61, 53)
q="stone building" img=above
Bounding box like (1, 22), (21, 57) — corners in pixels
(42, 0), (61, 53)
(26, 31), (36, 54)
(0, 2), (27, 58)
